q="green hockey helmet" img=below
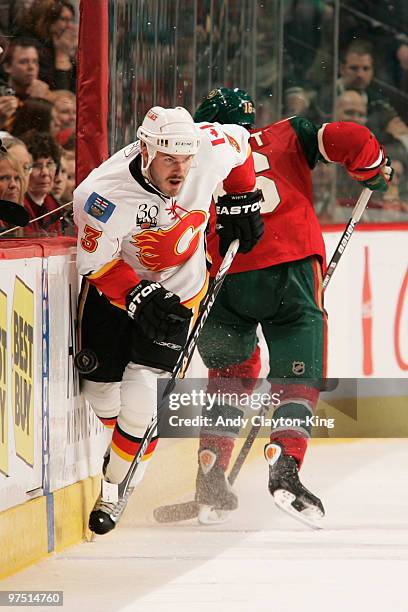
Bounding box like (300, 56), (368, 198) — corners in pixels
(194, 87), (255, 128)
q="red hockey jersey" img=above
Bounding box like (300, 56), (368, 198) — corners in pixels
(207, 116), (384, 274)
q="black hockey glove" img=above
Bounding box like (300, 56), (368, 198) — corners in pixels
(216, 189), (264, 257)
(126, 280), (192, 342)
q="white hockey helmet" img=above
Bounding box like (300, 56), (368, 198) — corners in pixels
(137, 106), (201, 173)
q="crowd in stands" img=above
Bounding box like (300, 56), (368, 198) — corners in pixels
(0, 0), (407, 238)
(0, 0), (77, 237)
(282, 0), (408, 222)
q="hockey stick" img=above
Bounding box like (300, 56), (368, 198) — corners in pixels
(322, 187), (372, 290)
(153, 188), (373, 523)
(99, 239), (240, 504)
(0, 200), (73, 237)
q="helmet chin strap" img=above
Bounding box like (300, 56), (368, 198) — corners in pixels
(140, 142), (156, 177)
(140, 144), (169, 198)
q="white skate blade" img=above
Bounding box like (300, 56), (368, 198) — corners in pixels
(197, 504), (231, 525)
(273, 489), (324, 530)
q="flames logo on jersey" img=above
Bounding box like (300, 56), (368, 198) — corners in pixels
(131, 210), (207, 272)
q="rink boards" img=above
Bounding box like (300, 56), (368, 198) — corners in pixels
(0, 228), (407, 578)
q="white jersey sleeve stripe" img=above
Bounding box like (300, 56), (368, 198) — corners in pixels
(362, 149), (383, 169)
(317, 124), (331, 162)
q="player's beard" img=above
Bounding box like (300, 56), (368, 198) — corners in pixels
(149, 169), (185, 197)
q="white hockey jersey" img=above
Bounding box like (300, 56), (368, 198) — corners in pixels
(74, 122), (253, 305)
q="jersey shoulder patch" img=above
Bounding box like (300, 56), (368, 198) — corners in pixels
(84, 192), (116, 223)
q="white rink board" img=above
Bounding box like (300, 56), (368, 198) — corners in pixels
(190, 229), (408, 381)
(47, 253), (109, 491)
(0, 258), (43, 512)
(323, 230), (408, 378)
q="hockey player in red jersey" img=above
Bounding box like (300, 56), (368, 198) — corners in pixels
(191, 88), (393, 527)
(73, 105), (263, 534)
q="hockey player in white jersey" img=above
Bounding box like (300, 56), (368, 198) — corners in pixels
(73, 105), (264, 534)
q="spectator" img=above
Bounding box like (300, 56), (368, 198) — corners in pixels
(2, 37), (50, 99)
(335, 90), (367, 125)
(0, 147), (28, 235)
(1, 134), (33, 177)
(51, 151), (67, 200)
(339, 40), (374, 90)
(47, 88), (75, 144)
(0, 148), (27, 204)
(283, 86), (322, 123)
(20, 129), (63, 234)
(48, 89), (75, 129)
(51, 151), (74, 234)
(61, 151), (74, 203)
(367, 100), (408, 154)
(336, 2), (408, 121)
(12, 96), (61, 138)
(0, 38), (50, 131)
(15, 0), (77, 91)
(318, 40), (387, 119)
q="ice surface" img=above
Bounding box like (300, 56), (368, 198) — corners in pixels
(2, 440), (408, 612)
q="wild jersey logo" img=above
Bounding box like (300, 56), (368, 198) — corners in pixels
(131, 210), (207, 272)
(264, 443), (282, 467)
(199, 449), (217, 474)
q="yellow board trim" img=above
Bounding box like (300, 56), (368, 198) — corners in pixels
(0, 496), (48, 580)
(53, 476), (100, 552)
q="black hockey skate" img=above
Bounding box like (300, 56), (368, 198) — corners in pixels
(89, 484), (135, 535)
(89, 445), (134, 535)
(264, 443), (325, 529)
(195, 448), (238, 524)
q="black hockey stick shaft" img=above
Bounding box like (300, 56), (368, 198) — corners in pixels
(0, 200), (73, 237)
(322, 187), (372, 290)
(101, 239), (240, 502)
(227, 413), (265, 485)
